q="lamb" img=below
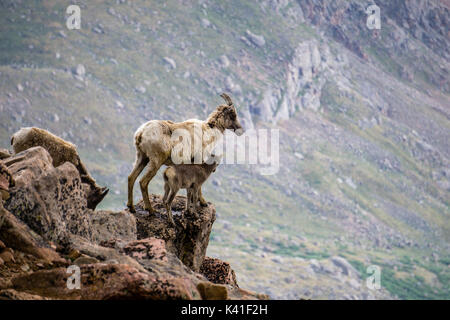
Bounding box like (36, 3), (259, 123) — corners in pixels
(10, 127), (108, 209)
(127, 93), (244, 213)
(162, 160), (220, 226)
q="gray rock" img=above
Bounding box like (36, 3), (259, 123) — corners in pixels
(245, 30), (265, 47)
(219, 55), (230, 68)
(135, 86), (146, 94)
(330, 256), (359, 276)
(163, 57), (176, 69)
(5, 147), (93, 244)
(90, 210), (137, 244)
(200, 18), (211, 28)
(73, 64), (85, 77)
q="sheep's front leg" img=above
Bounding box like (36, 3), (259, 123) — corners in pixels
(198, 188), (208, 207)
(165, 188), (177, 226)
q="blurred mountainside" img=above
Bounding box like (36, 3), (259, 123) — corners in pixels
(0, 0), (449, 299)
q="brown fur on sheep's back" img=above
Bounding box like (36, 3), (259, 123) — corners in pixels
(11, 127), (80, 167)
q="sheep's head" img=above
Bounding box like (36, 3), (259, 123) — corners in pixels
(216, 93), (244, 136)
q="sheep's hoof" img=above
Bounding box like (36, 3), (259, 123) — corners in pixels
(199, 201), (208, 207)
(127, 205), (136, 213)
(145, 206), (155, 214)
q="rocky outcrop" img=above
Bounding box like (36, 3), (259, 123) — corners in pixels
(296, 0), (449, 92)
(0, 136), (265, 300)
(131, 196), (216, 272)
(250, 40), (338, 123)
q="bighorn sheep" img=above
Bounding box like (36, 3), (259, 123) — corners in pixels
(10, 127), (109, 209)
(0, 163), (14, 201)
(163, 160), (219, 225)
(127, 93), (243, 213)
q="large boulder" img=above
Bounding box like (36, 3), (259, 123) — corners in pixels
(0, 202), (64, 263)
(90, 210), (137, 244)
(4, 147), (93, 244)
(200, 257), (239, 287)
(130, 195), (216, 272)
(3, 147), (136, 247)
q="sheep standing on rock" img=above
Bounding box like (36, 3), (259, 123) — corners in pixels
(10, 127), (108, 210)
(163, 160), (220, 226)
(127, 93), (244, 214)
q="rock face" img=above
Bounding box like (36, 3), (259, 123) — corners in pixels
(131, 195), (216, 272)
(0, 136), (265, 300)
(250, 40), (337, 123)
(5, 147), (93, 244)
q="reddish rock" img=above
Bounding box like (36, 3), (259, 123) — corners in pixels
(200, 257), (239, 287)
(0, 289), (48, 300)
(11, 263), (199, 300)
(0, 250), (15, 264)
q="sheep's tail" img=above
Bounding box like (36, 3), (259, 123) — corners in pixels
(10, 135), (14, 146)
(163, 170), (168, 182)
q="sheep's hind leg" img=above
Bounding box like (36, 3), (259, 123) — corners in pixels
(198, 188), (208, 207)
(127, 151), (149, 212)
(139, 160), (161, 214)
(162, 183), (170, 204)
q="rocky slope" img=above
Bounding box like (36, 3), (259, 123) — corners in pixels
(0, 0), (448, 299)
(0, 146), (266, 300)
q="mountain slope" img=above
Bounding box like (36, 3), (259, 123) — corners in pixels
(0, 0), (448, 299)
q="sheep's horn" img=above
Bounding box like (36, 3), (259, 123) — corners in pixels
(220, 93), (233, 106)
